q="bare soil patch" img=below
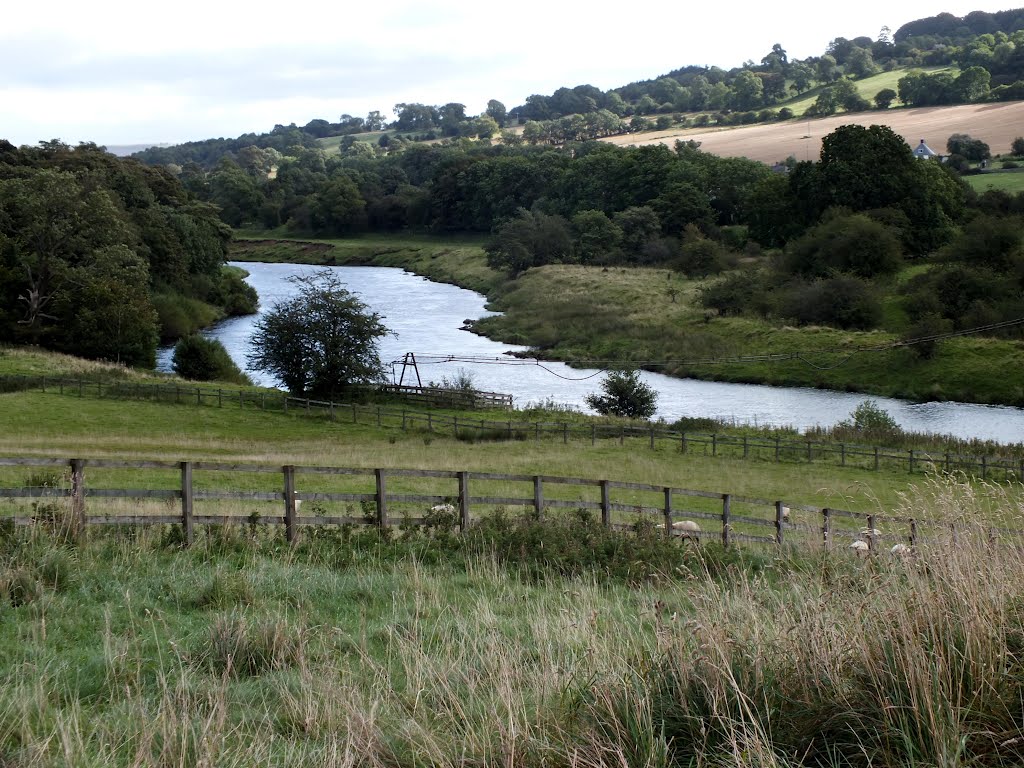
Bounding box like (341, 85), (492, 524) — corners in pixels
(602, 102), (1024, 164)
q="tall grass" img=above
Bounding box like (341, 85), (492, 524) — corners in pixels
(0, 475), (1021, 765)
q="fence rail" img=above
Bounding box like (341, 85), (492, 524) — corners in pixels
(0, 456), (1013, 553)
(4, 374), (1023, 482)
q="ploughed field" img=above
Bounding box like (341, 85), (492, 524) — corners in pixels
(605, 101), (1024, 164)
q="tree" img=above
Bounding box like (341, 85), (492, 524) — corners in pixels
(485, 208), (571, 275)
(247, 271), (389, 399)
(1012, 136), (1024, 156)
(585, 369), (658, 419)
(874, 88), (898, 109)
(485, 99), (507, 128)
(947, 133), (991, 162)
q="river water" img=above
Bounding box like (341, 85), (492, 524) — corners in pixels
(156, 262), (1024, 444)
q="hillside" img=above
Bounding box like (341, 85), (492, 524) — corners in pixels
(604, 100), (1024, 163)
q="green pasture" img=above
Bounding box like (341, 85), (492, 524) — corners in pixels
(780, 66), (955, 117)
(964, 168), (1024, 193)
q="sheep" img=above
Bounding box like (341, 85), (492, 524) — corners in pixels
(890, 543), (912, 558)
(656, 519), (701, 543)
(430, 503), (457, 515)
(849, 539), (870, 557)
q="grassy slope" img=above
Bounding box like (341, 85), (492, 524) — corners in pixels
(780, 66), (954, 117)
(4, 346), (1011, 518)
(2, 361), (1023, 765)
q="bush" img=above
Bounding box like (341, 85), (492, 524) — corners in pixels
(699, 269), (770, 317)
(835, 399), (902, 442)
(585, 369), (658, 419)
(777, 276), (883, 330)
(673, 239), (734, 277)
(172, 335), (251, 385)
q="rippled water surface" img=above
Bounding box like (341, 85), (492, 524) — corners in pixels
(155, 262), (1024, 444)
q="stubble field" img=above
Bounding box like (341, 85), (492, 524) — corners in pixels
(605, 100), (1024, 164)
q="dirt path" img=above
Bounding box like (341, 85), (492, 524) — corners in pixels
(602, 102), (1024, 163)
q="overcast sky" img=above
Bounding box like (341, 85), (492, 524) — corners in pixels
(1, 0), (1000, 147)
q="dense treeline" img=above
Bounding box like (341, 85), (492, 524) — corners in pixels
(700, 124), (1024, 340)
(132, 124), (319, 170)
(188, 116), (1024, 345)
(0, 140), (257, 367)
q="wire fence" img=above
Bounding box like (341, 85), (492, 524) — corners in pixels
(4, 373), (1023, 482)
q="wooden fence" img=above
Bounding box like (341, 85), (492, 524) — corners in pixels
(4, 373), (1023, 482)
(1, 456), (1017, 553)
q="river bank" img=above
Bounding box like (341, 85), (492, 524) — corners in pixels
(230, 234), (1024, 408)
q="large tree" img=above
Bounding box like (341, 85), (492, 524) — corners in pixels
(247, 271), (390, 399)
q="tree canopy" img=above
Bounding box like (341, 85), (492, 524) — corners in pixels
(247, 271), (390, 399)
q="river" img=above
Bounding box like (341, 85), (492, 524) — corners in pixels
(156, 262), (1024, 444)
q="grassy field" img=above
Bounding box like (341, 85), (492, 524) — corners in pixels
(4, 347), (1024, 764)
(779, 67), (954, 117)
(965, 168), (1024, 193)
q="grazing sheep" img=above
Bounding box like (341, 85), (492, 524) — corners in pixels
(849, 539), (870, 556)
(781, 505), (790, 522)
(657, 520), (701, 543)
(890, 543), (911, 557)
(430, 503), (457, 514)
(860, 527), (881, 538)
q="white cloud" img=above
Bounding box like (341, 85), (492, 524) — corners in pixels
(0, 0), (1001, 145)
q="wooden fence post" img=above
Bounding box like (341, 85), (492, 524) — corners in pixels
(283, 465), (297, 544)
(712, 434), (718, 457)
(70, 459), (85, 538)
(775, 500), (785, 546)
(867, 514), (876, 553)
(840, 443), (846, 466)
(533, 475), (544, 518)
(563, 423), (568, 445)
(681, 432), (687, 454)
(663, 487), (673, 537)
(873, 447), (879, 471)
(180, 461), (194, 547)
(910, 519), (918, 549)
(908, 450), (915, 474)
(721, 494), (731, 548)
(375, 469), (388, 530)
(592, 424), (596, 446)
(600, 480), (610, 528)
(649, 427), (655, 450)
(458, 472), (470, 531)
(822, 507), (831, 549)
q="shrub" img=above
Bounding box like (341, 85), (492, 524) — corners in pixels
(585, 369), (658, 420)
(673, 239), (733, 277)
(833, 399), (902, 442)
(777, 276), (883, 330)
(699, 270), (769, 317)
(172, 335), (251, 385)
